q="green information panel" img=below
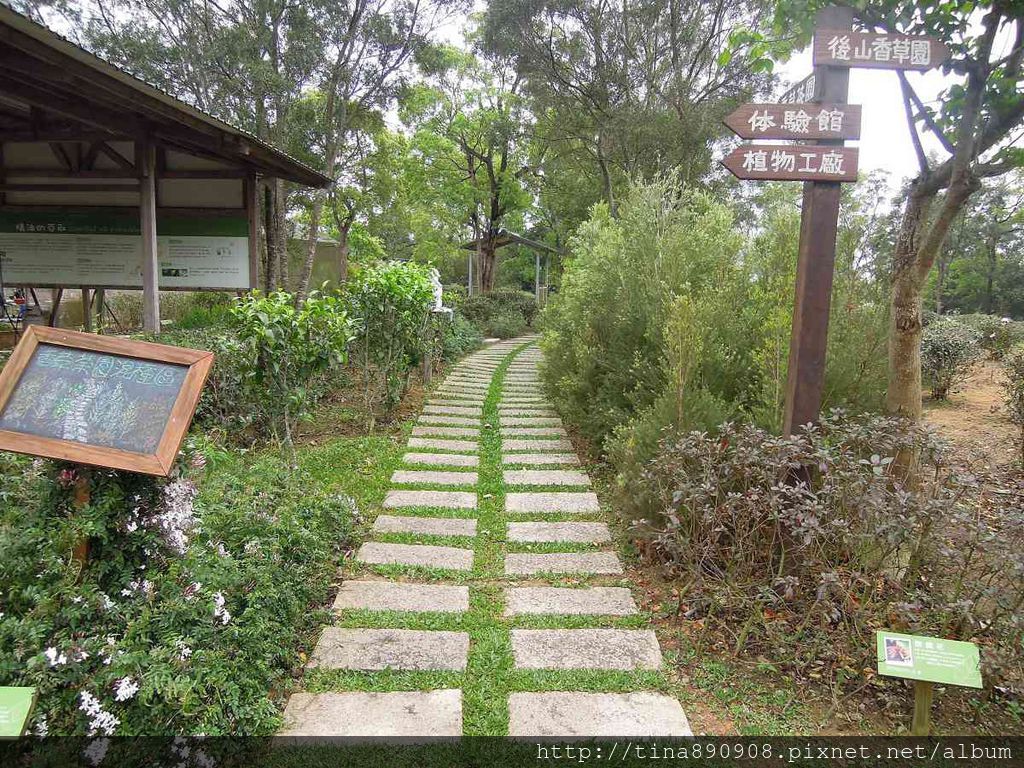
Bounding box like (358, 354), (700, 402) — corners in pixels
(0, 687), (36, 738)
(877, 630), (982, 688)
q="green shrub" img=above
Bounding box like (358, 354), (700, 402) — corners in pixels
(920, 317), (982, 399)
(958, 313), (1024, 359)
(490, 288), (539, 327)
(635, 411), (1023, 689)
(484, 310), (527, 339)
(459, 289), (537, 337)
(0, 450), (356, 735)
(439, 311), (483, 362)
(346, 261), (434, 427)
(1002, 344), (1024, 467)
(229, 290), (353, 444)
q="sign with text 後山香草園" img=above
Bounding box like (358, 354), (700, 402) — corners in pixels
(0, 327), (212, 476)
(814, 30), (951, 71)
(877, 631), (982, 688)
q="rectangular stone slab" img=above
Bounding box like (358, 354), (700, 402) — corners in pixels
(280, 690), (463, 738)
(309, 628), (469, 670)
(500, 417), (562, 426)
(502, 453), (579, 466)
(334, 580), (469, 613)
(503, 439), (573, 452)
(507, 521), (610, 543)
(390, 470), (479, 486)
(505, 492), (599, 513)
(505, 586), (636, 616)
(403, 452), (479, 467)
(429, 396), (485, 405)
(502, 427), (567, 436)
(498, 408), (556, 416)
(504, 470), (591, 487)
(505, 551), (622, 575)
(508, 692), (690, 737)
(384, 489), (477, 509)
(511, 629), (662, 670)
(423, 405), (483, 416)
(408, 437), (479, 452)
(412, 426), (479, 438)
(373, 514), (477, 537)
(418, 415), (480, 426)
(357, 542), (473, 570)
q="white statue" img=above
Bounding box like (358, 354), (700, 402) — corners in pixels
(429, 267), (444, 311)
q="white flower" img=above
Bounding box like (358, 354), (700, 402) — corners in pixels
(44, 647), (67, 667)
(100, 593), (115, 610)
(78, 691), (119, 736)
(71, 596), (83, 604)
(33, 716), (48, 737)
(150, 479), (198, 554)
(175, 639), (193, 661)
(113, 676), (139, 702)
(212, 592), (231, 625)
(83, 737), (110, 765)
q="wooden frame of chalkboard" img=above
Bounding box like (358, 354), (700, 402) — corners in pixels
(0, 326), (214, 475)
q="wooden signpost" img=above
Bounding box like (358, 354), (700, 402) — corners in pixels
(721, 5), (949, 435)
(0, 326), (213, 476)
(876, 631), (982, 735)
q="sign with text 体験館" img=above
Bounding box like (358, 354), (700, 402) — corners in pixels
(877, 631), (983, 688)
(722, 144), (858, 183)
(724, 103), (862, 141)
(0, 211), (250, 290)
(814, 29), (951, 71)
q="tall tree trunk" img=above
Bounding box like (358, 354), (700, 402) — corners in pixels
(338, 219), (352, 285)
(296, 196), (324, 303)
(479, 237), (497, 293)
(263, 182), (279, 292)
(984, 236), (997, 315)
(274, 178), (290, 291)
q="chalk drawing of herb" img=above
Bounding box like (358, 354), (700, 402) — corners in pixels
(62, 377), (100, 443)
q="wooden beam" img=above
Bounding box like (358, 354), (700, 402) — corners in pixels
(97, 142), (135, 173)
(48, 141), (72, 170)
(138, 139), (160, 334)
(1, 167), (135, 178)
(0, 183), (139, 192)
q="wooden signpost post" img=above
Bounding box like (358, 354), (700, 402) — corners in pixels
(722, 5), (950, 435)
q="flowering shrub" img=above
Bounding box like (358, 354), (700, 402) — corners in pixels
(634, 411), (1024, 688)
(0, 448), (356, 735)
(921, 317), (982, 399)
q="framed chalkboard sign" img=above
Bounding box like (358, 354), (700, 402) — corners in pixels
(0, 327), (213, 475)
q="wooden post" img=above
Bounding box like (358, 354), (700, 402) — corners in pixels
(139, 139), (161, 334)
(782, 4), (852, 436)
(244, 173), (260, 291)
(95, 288), (106, 334)
(80, 287), (92, 332)
(535, 253), (541, 304)
(71, 470), (91, 574)
(49, 288), (63, 327)
(911, 680), (934, 736)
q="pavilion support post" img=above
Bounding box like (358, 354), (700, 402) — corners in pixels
(535, 253), (541, 305)
(139, 140), (161, 334)
(244, 173), (260, 291)
(95, 288), (106, 334)
(81, 287), (92, 332)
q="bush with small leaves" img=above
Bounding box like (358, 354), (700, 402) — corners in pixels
(1002, 344), (1024, 467)
(920, 317), (982, 399)
(634, 410), (1024, 689)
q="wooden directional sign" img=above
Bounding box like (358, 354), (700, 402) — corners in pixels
(814, 29), (950, 71)
(780, 73), (817, 104)
(722, 144), (859, 183)
(724, 103), (862, 140)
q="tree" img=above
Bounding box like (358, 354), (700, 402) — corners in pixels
(403, 45), (536, 292)
(481, 0), (774, 225)
(753, 2), (1024, 427)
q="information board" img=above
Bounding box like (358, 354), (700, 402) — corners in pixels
(0, 211), (250, 289)
(876, 631), (983, 688)
(0, 327), (213, 475)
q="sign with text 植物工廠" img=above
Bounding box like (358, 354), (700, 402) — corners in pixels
(0, 211), (251, 290)
(0, 687), (36, 739)
(0, 327), (213, 476)
(724, 103), (862, 141)
(814, 30), (950, 71)
(722, 144), (858, 183)
(877, 631), (983, 688)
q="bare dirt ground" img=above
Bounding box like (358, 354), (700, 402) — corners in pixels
(924, 359), (1021, 470)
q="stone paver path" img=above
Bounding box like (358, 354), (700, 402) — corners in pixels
(280, 337), (691, 738)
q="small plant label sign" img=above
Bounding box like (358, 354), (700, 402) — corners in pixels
(876, 631), (982, 688)
(0, 687), (37, 739)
